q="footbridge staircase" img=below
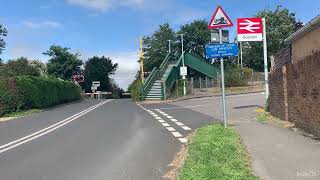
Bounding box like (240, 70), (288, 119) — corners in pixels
(141, 50), (219, 101)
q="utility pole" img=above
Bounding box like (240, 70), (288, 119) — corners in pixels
(262, 18), (269, 100)
(140, 37), (145, 84)
(168, 40), (172, 54)
(179, 34), (186, 96)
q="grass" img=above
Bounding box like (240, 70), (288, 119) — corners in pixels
(3, 109), (41, 118)
(257, 112), (295, 129)
(178, 123), (259, 180)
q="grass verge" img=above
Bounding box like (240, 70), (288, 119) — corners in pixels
(178, 123), (258, 180)
(3, 109), (41, 118)
(257, 112), (294, 129)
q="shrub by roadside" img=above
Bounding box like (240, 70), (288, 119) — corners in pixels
(178, 124), (258, 180)
(0, 76), (81, 116)
(128, 79), (142, 101)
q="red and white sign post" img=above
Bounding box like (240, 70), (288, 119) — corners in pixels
(237, 18), (269, 100)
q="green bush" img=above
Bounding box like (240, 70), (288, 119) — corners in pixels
(128, 79), (142, 101)
(225, 66), (254, 87)
(0, 76), (80, 116)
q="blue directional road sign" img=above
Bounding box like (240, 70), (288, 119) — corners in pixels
(205, 43), (238, 59)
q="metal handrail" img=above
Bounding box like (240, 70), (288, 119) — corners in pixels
(143, 67), (157, 91)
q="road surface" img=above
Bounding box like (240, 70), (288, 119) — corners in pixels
(0, 94), (264, 180)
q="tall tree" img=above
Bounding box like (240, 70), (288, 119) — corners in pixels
(242, 6), (302, 71)
(0, 57), (40, 77)
(83, 56), (118, 92)
(30, 60), (47, 75)
(178, 20), (211, 56)
(43, 45), (83, 80)
(143, 23), (177, 71)
(0, 25), (7, 55)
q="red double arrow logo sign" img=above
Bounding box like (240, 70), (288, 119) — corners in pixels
(237, 18), (263, 34)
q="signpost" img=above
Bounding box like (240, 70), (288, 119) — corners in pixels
(237, 17), (269, 100)
(205, 43), (238, 59)
(237, 18), (263, 41)
(208, 6), (233, 128)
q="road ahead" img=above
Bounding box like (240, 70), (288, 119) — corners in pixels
(0, 94), (264, 180)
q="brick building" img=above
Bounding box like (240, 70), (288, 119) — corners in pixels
(269, 15), (320, 137)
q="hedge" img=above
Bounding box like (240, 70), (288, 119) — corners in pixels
(0, 76), (81, 116)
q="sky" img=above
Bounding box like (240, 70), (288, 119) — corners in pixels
(0, 0), (319, 90)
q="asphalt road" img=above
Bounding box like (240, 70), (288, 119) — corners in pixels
(0, 98), (216, 180)
(0, 93), (265, 180)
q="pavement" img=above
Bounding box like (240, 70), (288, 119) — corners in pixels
(0, 93), (319, 179)
(169, 93), (320, 180)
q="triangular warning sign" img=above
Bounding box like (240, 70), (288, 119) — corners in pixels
(208, 6), (233, 29)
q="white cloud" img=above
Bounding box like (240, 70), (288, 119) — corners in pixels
(80, 50), (139, 90)
(109, 51), (139, 90)
(23, 20), (63, 29)
(67, 0), (145, 12)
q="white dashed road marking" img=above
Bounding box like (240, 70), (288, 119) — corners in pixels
(155, 109), (192, 131)
(166, 127), (176, 131)
(137, 104), (189, 144)
(171, 132), (183, 138)
(181, 126), (192, 131)
(162, 123), (170, 127)
(178, 138), (188, 143)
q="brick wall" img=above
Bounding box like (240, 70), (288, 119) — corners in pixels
(269, 51), (320, 137)
(269, 67), (285, 120)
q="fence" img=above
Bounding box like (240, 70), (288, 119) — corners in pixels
(165, 70), (264, 99)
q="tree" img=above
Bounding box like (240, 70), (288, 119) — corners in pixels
(242, 6), (302, 71)
(43, 45), (83, 80)
(30, 60), (47, 75)
(178, 20), (211, 56)
(0, 57), (40, 77)
(83, 56), (118, 92)
(0, 25), (7, 55)
(143, 23), (177, 71)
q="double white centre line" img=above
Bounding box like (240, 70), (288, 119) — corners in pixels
(0, 100), (112, 155)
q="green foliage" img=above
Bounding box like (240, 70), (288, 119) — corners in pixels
(224, 66), (254, 87)
(143, 23), (176, 72)
(0, 76), (80, 116)
(178, 124), (258, 180)
(0, 57), (41, 77)
(44, 45), (83, 80)
(178, 20), (210, 56)
(30, 60), (47, 75)
(83, 56), (118, 92)
(0, 24), (7, 55)
(243, 6), (302, 71)
(127, 79), (142, 101)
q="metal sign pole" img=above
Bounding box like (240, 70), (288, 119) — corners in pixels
(262, 18), (269, 100)
(219, 28), (227, 127)
(140, 37), (145, 84)
(181, 34), (187, 96)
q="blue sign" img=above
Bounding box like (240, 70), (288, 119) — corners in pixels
(205, 43), (238, 59)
